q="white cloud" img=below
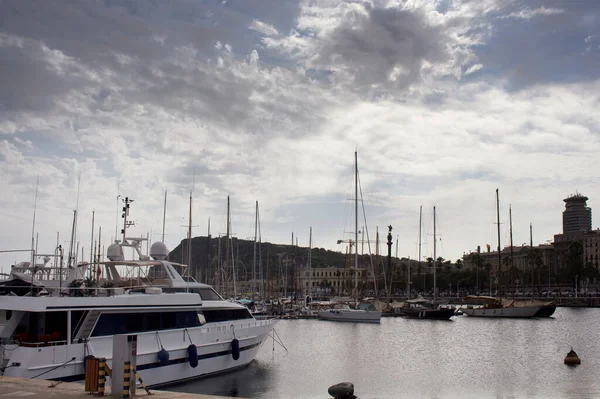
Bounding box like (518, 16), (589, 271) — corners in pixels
(249, 19), (279, 36)
(0, 0), (598, 272)
(464, 63), (483, 75)
(499, 6), (564, 20)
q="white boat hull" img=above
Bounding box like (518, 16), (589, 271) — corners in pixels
(462, 306), (541, 318)
(318, 309), (381, 323)
(2, 319), (275, 387)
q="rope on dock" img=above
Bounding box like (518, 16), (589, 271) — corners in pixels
(270, 328), (289, 353)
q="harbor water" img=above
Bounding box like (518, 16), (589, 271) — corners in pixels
(166, 307), (600, 398)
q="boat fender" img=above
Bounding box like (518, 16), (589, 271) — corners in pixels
(158, 347), (169, 366)
(187, 344), (198, 368)
(231, 338), (240, 361)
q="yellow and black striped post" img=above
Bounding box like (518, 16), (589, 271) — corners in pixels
(132, 368), (152, 395)
(97, 358), (106, 396)
(123, 361), (131, 399)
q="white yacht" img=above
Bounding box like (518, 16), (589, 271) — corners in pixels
(0, 205), (275, 387)
(318, 304), (381, 323)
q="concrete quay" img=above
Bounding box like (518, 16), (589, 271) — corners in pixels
(0, 376), (245, 399)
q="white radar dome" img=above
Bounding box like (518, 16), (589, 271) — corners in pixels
(106, 243), (124, 261)
(150, 242), (169, 260)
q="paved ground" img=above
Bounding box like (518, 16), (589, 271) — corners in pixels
(0, 377), (244, 398)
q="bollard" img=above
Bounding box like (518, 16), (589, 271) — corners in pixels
(328, 382), (356, 399)
(123, 361), (131, 399)
(97, 358), (106, 396)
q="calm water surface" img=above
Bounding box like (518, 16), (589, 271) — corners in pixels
(166, 308), (600, 398)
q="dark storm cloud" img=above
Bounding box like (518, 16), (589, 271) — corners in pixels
(0, 35), (87, 112)
(307, 4), (449, 91)
(0, 0), (317, 140)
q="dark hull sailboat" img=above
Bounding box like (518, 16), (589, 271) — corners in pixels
(534, 303), (557, 317)
(402, 307), (455, 320)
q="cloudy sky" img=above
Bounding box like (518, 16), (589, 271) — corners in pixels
(1, 0), (599, 272)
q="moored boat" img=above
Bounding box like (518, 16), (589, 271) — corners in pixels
(0, 199), (275, 387)
(318, 304), (381, 323)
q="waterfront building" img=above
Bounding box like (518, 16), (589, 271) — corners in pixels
(584, 229), (600, 269)
(298, 265), (374, 296)
(463, 244), (555, 288)
(562, 193), (592, 233)
(553, 193), (593, 272)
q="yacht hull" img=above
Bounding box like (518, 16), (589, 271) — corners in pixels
(462, 306), (541, 318)
(2, 319), (275, 386)
(402, 307), (455, 320)
(318, 310), (381, 323)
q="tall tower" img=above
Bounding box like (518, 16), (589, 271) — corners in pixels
(562, 193), (592, 233)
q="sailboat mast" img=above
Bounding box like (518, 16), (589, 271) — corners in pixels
(530, 222), (533, 296)
(253, 201), (258, 296)
(510, 204), (514, 299)
(433, 205), (437, 304)
(418, 205), (422, 296)
(354, 151), (358, 305)
(162, 191), (167, 243)
(309, 226), (312, 298)
(225, 195), (230, 297)
(31, 176), (39, 264)
(187, 190), (193, 287)
(496, 188), (502, 298)
(90, 210), (95, 279)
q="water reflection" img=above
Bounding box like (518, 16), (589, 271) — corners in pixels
(167, 308), (600, 398)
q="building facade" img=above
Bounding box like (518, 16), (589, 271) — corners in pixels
(563, 193), (592, 233)
(583, 229), (600, 268)
(298, 265), (375, 296)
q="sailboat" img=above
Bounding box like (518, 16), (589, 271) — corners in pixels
(463, 189), (544, 318)
(402, 206), (455, 320)
(318, 152), (381, 324)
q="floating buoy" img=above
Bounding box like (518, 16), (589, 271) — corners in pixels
(231, 338), (240, 360)
(158, 347), (169, 366)
(564, 348), (581, 365)
(187, 344), (198, 368)
(328, 382), (356, 399)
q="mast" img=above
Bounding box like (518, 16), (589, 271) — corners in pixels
(510, 204), (514, 299)
(207, 218), (211, 284)
(496, 188), (502, 298)
(433, 205), (437, 304)
(90, 211), (95, 264)
(309, 226), (312, 298)
(68, 210), (77, 268)
(530, 222), (533, 296)
(162, 190), (167, 243)
(354, 151), (358, 306)
(187, 190), (193, 288)
(225, 195), (230, 297)
(253, 201), (258, 296)
(31, 176), (39, 264)
(418, 205), (422, 296)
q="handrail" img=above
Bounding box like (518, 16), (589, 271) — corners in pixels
(19, 339), (68, 348)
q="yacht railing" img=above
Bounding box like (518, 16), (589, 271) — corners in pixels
(19, 339), (68, 348)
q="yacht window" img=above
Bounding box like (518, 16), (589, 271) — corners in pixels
(202, 308), (253, 323)
(91, 311), (201, 337)
(71, 310), (86, 338)
(195, 288), (223, 300)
